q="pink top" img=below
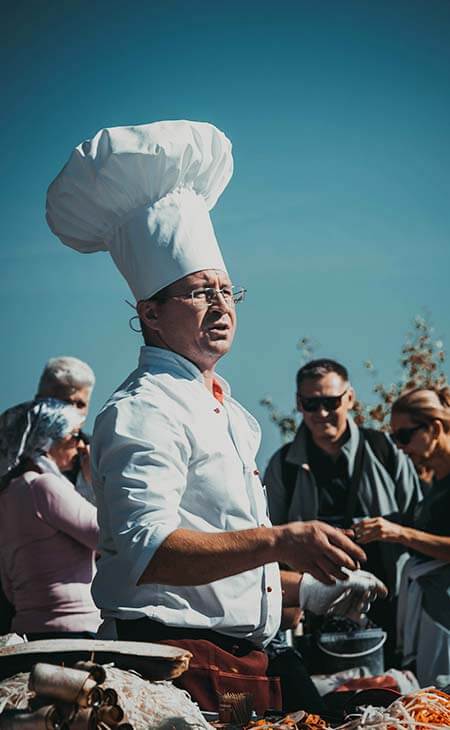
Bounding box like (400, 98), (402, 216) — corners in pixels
(0, 470), (100, 634)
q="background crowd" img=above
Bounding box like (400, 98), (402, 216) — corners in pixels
(0, 352), (449, 694)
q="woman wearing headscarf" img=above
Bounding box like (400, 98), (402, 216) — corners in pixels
(0, 399), (100, 639)
(355, 387), (450, 685)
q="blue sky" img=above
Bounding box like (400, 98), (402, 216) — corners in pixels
(1, 0), (449, 467)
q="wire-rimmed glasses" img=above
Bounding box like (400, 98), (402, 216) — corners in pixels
(167, 286), (246, 308)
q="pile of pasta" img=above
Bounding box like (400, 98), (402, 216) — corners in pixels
(335, 687), (450, 729)
(245, 689), (450, 730)
(298, 714), (330, 729)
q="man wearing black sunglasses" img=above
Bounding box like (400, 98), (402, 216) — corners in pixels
(264, 358), (422, 667)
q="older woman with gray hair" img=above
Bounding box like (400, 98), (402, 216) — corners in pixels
(0, 399), (100, 640)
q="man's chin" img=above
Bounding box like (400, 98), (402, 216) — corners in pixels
(204, 333), (234, 353)
(209, 341), (232, 358)
(313, 424), (340, 441)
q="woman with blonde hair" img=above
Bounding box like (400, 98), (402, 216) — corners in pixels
(356, 386), (450, 685)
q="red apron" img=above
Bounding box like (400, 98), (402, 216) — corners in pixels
(161, 638), (282, 714)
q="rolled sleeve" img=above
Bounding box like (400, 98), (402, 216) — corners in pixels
(94, 397), (191, 586)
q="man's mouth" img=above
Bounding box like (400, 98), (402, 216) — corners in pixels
(206, 321), (230, 334)
(314, 420), (335, 428)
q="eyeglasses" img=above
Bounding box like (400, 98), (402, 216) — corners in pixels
(166, 286), (246, 308)
(299, 389), (348, 413)
(391, 423), (427, 446)
(68, 399), (88, 410)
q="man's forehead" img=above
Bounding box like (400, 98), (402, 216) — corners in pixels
(174, 269), (231, 287)
(299, 372), (348, 394)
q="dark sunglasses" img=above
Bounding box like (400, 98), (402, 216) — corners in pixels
(391, 423), (427, 446)
(299, 389), (348, 413)
(70, 431), (84, 444)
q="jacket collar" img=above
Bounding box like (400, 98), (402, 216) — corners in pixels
(138, 346), (231, 395)
(286, 416), (360, 474)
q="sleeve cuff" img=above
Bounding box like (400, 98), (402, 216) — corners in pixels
(130, 522), (179, 587)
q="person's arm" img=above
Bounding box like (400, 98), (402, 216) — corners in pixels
(30, 473), (98, 550)
(279, 569), (303, 629)
(355, 517), (450, 562)
(95, 399), (366, 588)
(139, 520), (366, 586)
(280, 569), (302, 606)
(398, 527), (450, 561)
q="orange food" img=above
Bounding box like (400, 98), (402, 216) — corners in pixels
(302, 714), (329, 729)
(399, 687), (450, 727)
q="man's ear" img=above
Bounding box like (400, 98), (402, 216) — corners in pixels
(347, 386), (355, 408)
(431, 418), (443, 440)
(137, 300), (159, 330)
(296, 392), (303, 413)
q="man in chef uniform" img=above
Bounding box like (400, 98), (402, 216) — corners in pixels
(46, 120), (386, 712)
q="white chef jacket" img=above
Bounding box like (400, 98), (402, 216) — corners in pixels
(91, 346), (282, 648)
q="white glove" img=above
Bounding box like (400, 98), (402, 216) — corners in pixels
(299, 568), (388, 617)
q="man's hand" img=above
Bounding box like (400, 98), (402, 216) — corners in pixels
(299, 568), (388, 616)
(354, 517), (403, 544)
(277, 521), (367, 585)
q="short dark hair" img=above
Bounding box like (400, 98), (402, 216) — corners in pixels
(296, 358), (349, 391)
(139, 283), (174, 345)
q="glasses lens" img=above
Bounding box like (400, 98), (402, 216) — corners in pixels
(300, 395), (342, 412)
(321, 396), (341, 411)
(190, 286), (247, 307)
(300, 398), (321, 412)
(391, 425), (422, 446)
(73, 400), (87, 410)
(391, 429), (410, 445)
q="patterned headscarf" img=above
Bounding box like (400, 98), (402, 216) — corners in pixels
(0, 398), (83, 477)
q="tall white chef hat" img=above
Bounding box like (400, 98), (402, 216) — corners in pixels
(46, 120), (233, 301)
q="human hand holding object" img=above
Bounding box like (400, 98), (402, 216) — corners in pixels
(354, 517), (403, 544)
(278, 520), (367, 585)
(298, 568), (388, 617)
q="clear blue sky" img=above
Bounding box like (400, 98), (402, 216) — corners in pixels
(1, 0), (449, 467)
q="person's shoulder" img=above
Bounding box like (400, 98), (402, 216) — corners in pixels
(29, 471), (66, 494)
(27, 472), (74, 512)
(265, 440), (295, 471)
(93, 377), (192, 451)
(361, 426), (398, 460)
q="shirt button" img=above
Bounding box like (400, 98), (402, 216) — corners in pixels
(267, 586), (273, 593)
(253, 469), (259, 476)
(214, 407), (220, 414)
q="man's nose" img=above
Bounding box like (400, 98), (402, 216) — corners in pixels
(317, 405), (331, 416)
(210, 290), (232, 311)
